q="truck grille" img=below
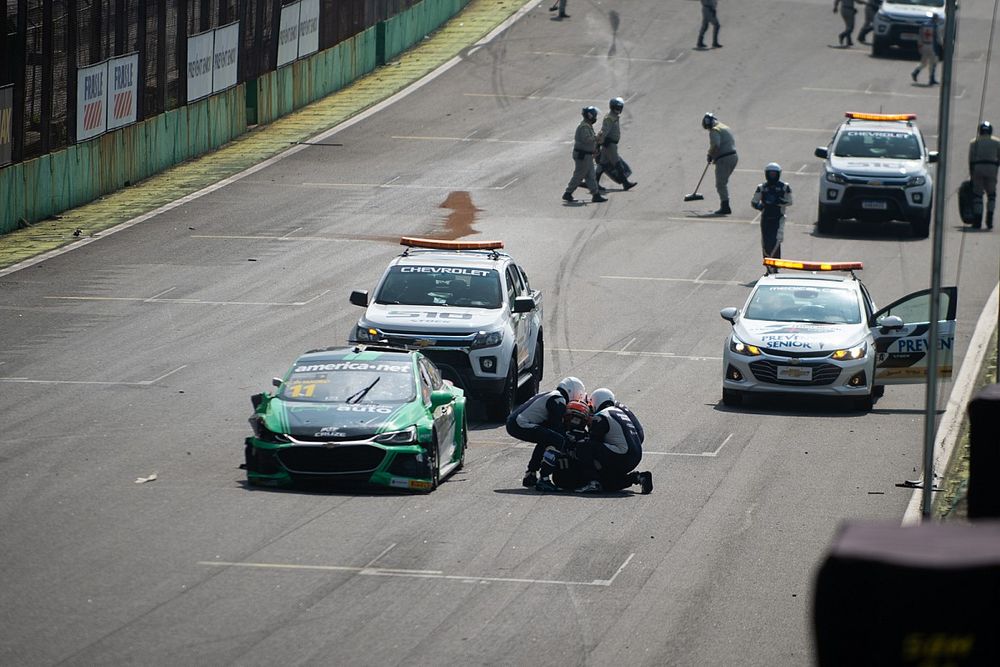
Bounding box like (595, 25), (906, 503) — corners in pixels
(749, 361), (842, 386)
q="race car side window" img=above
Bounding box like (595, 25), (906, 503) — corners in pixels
(420, 357), (443, 390)
(418, 362), (433, 404)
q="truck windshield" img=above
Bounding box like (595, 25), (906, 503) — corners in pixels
(375, 266), (502, 309)
(834, 130), (922, 160)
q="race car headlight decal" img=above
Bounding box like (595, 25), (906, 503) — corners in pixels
(825, 171), (847, 185)
(471, 330), (503, 349)
(353, 325), (380, 342)
(831, 342), (868, 360)
(905, 175), (926, 187)
(730, 337), (762, 356)
(374, 426), (417, 445)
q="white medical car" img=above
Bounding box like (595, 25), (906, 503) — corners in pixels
(720, 259), (956, 411)
(872, 0), (944, 57)
(815, 113), (938, 238)
(350, 238), (543, 421)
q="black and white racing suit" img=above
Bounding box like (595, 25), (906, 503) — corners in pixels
(576, 405), (643, 491)
(506, 390), (566, 473)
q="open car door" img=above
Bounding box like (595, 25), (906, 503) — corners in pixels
(870, 286), (957, 385)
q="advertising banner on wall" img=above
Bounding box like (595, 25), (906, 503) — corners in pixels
(76, 61), (108, 141)
(107, 53), (139, 130)
(298, 0), (320, 58)
(212, 22), (240, 94)
(277, 2), (301, 68)
(0, 85), (12, 166)
(187, 30), (215, 102)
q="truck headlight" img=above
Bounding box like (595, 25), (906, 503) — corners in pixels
(471, 330), (503, 349)
(905, 175), (926, 187)
(353, 325), (380, 342)
(826, 171), (847, 185)
(730, 336), (762, 356)
(831, 343), (867, 360)
(374, 426), (417, 445)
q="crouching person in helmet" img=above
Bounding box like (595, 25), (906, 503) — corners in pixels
(596, 97), (637, 191)
(573, 388), (653, 494)
(752, 162), (793, 273)
(507, 376), (586, 488)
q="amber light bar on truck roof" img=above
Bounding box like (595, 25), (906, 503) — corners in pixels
(844, 112), (917, 122)
(399, 237), (504, 250)
(764, 258), (864, 271)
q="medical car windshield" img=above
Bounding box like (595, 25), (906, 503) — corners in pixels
(745, 286), (862, 325)
(834, 131), (922, 160)
(375, 266), (503, 309)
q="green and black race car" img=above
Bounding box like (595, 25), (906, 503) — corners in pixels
(244, 345), (467, 491)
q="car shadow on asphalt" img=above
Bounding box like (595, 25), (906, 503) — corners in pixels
(235, 479), (420, 496)
(712, 396), (947, 417)
(809, 221), (923, 241)
(493, 488), (633, 498)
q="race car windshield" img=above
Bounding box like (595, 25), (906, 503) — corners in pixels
(278, 360), (416, 403)
(375, 266), (502, 308)
(745, 285), (862, 324)
(834, 131), (922, 160)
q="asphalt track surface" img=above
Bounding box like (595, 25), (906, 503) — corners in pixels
(3, 1), (1000, 665)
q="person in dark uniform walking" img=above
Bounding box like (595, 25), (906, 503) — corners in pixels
(549, 1), (569, 19)
(697, 0), (722, 49)
(857, 0), (881, 44)
(969, 121), (1000, 229)
(834, 0), (857, 46)
(752, 163), (793, 273)
(564, 107), (608, 203)
(596, 97), (638, 191)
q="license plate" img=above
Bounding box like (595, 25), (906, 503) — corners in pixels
(862, 200), (888, 210)
(901, 32), (918, 40)
(777, 366), (813, 382)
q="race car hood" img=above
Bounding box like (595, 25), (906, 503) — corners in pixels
(828, 155), (924, 178)
(734, 319), (868, 353)
(265, 400), (413, 439)
(362, 303), (502, 333)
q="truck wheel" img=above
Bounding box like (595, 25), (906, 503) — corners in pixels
(872, 37), (889, 57)
(817, 203), (837, 235)
(911, 208), (931, 238)
(487, 359), (517, 422)
(519, 336), (543, 402)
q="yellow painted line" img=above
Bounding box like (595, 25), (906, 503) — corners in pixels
(0, 0), (531, 271)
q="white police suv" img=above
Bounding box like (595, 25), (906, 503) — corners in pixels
(350, 238), (543, 421)
(815, 112), (938, 238)
(720, 259), (956, 411)
(872, 0), (944, 57)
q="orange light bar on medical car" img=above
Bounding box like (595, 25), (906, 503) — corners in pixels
(844, 112), (917, 122)
(764, 258), (863, 271)
(399, 237), (504, 250)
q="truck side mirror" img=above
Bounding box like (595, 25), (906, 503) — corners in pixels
(350, 290), (369, 307)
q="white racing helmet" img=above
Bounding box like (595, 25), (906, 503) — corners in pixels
(589, 387), (616, 412)
(557, 376), (587, 402)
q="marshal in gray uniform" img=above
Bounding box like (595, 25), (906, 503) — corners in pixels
(969, 122), (1000, 229)
(697, 0), (722, 49)
(563, 106), (607, 203)
(834, 0), (857, 46)
(703, 112), (738, 215)
(857, 0), (881, 44)
(596, 97), (637, 191)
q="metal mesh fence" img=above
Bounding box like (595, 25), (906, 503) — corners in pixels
(2, 0), (414, 164)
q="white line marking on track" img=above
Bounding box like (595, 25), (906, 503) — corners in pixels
(618, 338), (637, 355)
(192, 234), (357, 242)
(301, 180), (521, 190)
(665, 216), (759, 225)
(365, 543), (397, 568)
(146, 287), (176, 301)
(644, 433), (733, 458)
(601, 274), (744, 286)
(549, 347), (721, 361)
(391, 133), (566, 145)
(802, 86), (965, 99)
(526, 50), (678, 63)
(199, 551), (636, 587)
(44, 291), (330, 307)
(0, 364), (187, 386)
(764, 126), (835, 133)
